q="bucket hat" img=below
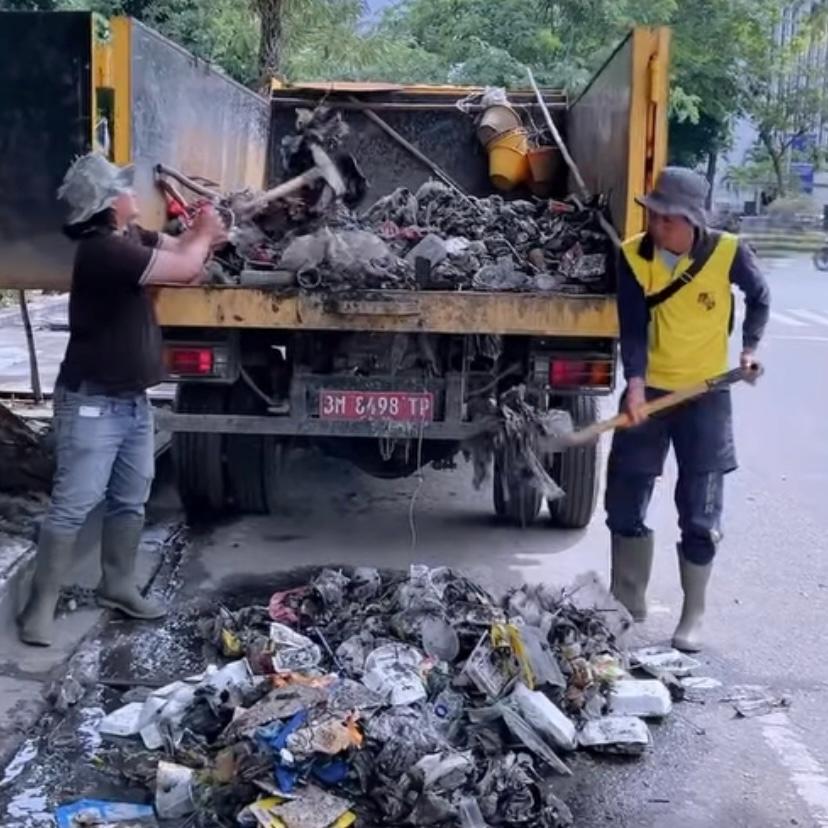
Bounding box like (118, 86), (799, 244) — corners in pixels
(58, 153), (135, 225)
(636, 166), (708, 227)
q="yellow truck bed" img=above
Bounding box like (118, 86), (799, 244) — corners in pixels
(153, 287), (619, 337)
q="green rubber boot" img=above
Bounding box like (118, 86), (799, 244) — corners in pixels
(18, 528), (77, 647)
(610, 533), (655, 622)
(672, 552), (713, 653)
(97, 514), (166, 620)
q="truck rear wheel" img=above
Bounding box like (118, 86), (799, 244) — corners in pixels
(547, 395), (600, 529)
(493, 448), (542, 527)
(225, 380), (284, 515)
(172, 384), (228, 519)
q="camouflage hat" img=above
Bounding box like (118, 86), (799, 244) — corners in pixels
(635, 166), (709, 227)
(58, 153), (135, 225)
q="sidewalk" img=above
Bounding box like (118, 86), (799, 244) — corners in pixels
(0, 477), (183, 773)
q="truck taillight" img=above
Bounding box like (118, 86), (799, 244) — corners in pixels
(165, 346), (214, 376)
(550, 358), (612, 389)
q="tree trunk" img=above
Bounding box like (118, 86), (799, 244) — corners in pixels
(0, 403), (53, 494)
(705, 150), (718, 210)
(769, 150), (786, 197)
(760, 131), (786, 197)
(255, 0), (285, 89)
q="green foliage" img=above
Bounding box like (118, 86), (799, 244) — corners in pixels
(734, 3), (828, 194)
(18, 0), (826, 173)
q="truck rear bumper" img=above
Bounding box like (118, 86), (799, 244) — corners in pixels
(154, 410), (491, 441)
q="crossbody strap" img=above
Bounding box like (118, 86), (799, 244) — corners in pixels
(645, 231), (722, 310)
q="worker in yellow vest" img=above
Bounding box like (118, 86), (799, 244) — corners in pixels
(607, 167), (770, 652)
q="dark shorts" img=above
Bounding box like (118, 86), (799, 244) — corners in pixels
(607, 387), (736, 477)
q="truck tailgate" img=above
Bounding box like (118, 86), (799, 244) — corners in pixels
(153, 287), (618, 337)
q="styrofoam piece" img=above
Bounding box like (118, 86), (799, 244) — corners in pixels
(680, 676), (723, 691)
(578, 716), (651, 751)
(631, 646), (702, 677)
(98, 702), (144, 738)
(609, 679), (673, 718)
(511, 682), (576, 751)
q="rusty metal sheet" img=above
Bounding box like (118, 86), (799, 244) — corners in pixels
(153, 288), (618, 337)
(130, 20), (270, 230)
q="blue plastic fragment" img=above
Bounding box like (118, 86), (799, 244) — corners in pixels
(312, 759), (350, 785)
(256, 709), (311, 794)
(257, 709), (308, 752)
(55, 799), (155, 828)
(276, 764), (299, 793)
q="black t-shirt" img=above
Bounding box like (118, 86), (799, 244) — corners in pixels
(58, 225), (164, 394)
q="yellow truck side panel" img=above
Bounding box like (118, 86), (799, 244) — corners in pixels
(569, 27), (670, 239)
(153, 288), (619, 337)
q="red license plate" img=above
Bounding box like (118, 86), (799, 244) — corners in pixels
(319, 390), (434, 422)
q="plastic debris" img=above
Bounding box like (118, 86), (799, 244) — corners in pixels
(631, 646), (702, 678)
(578, 716), (652, 755)
(609, 680), (673, 718)
(55, 800), (157, 827)
(224, 684), (329, 740)
(511, 682), (576, 751)
(286, 713), (363, 756)
(246, 788), (355, 828)
(498, 706), (571, 776)
(362, 643), (428, 705)
(73, 565), (679, 828)
(270, 623), (323, 672)
(722, 685), (793, 718)
(458, 796), (490, 828)
(98, 702), (145, 738)
(421, 616), (461, 663)
(680, 676), (723, 691)
(462, 632), (517, 699)
(268, 586), (310, 624)
(155, 761), (195, 819)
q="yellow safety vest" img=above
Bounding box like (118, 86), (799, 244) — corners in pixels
(621, 231), (738, 390)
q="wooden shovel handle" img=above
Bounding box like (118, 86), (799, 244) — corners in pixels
(566, 365), (762, 447)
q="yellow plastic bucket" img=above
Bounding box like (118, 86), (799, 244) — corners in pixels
(487, 129), (530, 191)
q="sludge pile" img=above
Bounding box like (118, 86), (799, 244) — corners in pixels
(94, 566), (681, 827)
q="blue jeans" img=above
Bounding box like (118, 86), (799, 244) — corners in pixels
(42, 385), (155, 535)
(605, 388), (735, 565)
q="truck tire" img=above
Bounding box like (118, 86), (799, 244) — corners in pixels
(172, 384), (228, 519)
(225, 381), (284, 514)
(547, 395), (600, 529)
(493, 449), (542, 527)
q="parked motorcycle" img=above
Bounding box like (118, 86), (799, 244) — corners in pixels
(814, 246), (828, 271)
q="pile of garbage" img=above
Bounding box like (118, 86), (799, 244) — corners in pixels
(88, 566), (691, 828)
(161, 108), (613, 295)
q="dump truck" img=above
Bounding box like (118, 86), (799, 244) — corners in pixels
(0, 11), (670, 529)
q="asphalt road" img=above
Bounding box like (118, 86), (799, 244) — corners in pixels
(2, 256), (827, 826)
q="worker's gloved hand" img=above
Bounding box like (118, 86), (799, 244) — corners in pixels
(624, 377), (649, 425)
(192, 205), (227, 247)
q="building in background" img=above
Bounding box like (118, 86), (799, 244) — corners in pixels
(714, 0), (828, 213)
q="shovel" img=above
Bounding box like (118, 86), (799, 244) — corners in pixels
(549, 363), (764, 451)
